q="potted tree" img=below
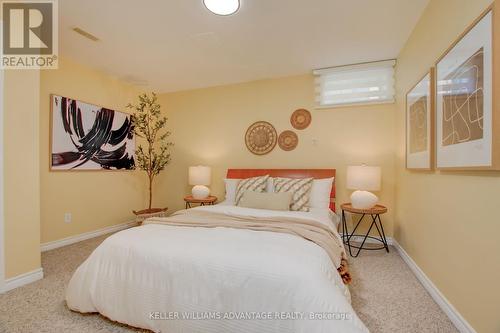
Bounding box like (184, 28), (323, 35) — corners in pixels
(128, 92), (173, 222)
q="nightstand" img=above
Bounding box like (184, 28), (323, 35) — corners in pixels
(341, 203), (389, 257)
(184, 195), (217, 209)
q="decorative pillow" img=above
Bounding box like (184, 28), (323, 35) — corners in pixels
(309, 177), (334, 209)
(273, 177), (314, 211)
(223, 178), (241, 205)
(238, 191), (293, 211)
(235, 175), (270, 205)
(266, 177), (274, 193)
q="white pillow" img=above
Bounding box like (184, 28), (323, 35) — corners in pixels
(223, 178), (240, 205)
(309, 177), (334, 209)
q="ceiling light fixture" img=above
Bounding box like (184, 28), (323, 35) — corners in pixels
(203, 0), (240, 16)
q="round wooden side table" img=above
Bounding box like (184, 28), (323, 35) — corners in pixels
(184, 195), (217, 209)
(341, 203), (389, 257)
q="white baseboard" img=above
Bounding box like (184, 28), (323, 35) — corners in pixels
(1, 221), (136, 293)
(341, 233), (474, 332)
(41, 220), (138, 252)
(2, 268), (44, 293)
(391, 239), (476, 333)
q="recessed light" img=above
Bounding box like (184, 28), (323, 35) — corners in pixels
(203, 0), (240, 16)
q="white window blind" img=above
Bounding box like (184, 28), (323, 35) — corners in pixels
(313, 60), (396, 108)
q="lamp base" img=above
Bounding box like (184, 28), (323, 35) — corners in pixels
(351, 190), (378, 209)
(192, 185), (210, 199)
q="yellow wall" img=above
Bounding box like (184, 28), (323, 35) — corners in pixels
(395, 0), (499, 332)
(40, 57), (146, 244)
(156, 74), (397, 234)
(4, 70), (41, 278)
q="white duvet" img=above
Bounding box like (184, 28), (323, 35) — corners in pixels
(66, 205), (368, 333)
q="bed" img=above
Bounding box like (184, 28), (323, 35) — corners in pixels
(66, 169), (369, 333)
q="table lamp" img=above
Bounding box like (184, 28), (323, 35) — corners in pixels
(189, 166), (211, 199)
(346, 165), (381, 209)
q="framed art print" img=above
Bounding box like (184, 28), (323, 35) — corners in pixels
(50, 95), (135, 170)
(406, 70), (434, 170)
(435, 9), (493, 169)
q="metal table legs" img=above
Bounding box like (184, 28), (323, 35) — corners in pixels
(341, 210), (389, 257)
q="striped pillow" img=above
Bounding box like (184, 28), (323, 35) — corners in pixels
(235, 175), (270, 206)
(273, 177), (314, 212)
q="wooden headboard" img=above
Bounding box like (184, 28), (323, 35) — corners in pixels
(226, 169), (336, 212)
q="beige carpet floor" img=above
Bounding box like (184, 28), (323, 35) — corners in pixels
(0, 234), (458, 333)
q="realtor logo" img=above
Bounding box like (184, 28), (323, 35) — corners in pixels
(1, 0), (58, 69)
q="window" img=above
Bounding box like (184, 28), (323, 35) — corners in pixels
(313, 60), (396, 108)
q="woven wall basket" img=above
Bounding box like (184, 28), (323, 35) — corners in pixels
(290, 108), (312, 130)
(278, 130), (299, 151)
(245, 121), (278, 155)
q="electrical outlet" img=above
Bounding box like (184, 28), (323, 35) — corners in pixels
(64, 213), (72, 223)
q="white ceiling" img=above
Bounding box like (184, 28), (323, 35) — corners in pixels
(59, 0), (429, 93)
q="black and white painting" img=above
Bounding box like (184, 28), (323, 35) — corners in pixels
(51, 95), (135, 170)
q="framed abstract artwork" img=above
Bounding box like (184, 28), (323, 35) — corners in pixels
(406, 69), (434, 170)
(435, 8), (496, 169)
(50, 95), (135, 170)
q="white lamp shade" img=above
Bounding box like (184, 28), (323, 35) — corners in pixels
(346, 165), (381, 191)
(188, 166), (211, 186)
